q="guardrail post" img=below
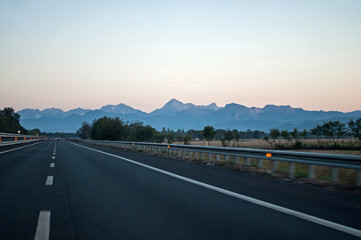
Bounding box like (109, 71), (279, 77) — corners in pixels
(246, 157), (250, 166)
(225, 155), (229, 162)
(331, 167), (339, 182)
(216, 154), (220, 162)
(272, 161), (278, 171)
(208, 153), (212, 160)
(236, 156), (240, 164)
(194, 152), (199, 158)
(308, 165), (315, 179)
(289, 163), (295, 179)
(358, 170), (361, 186)
(258, 159), (263, 168)
(183, 150), (187, 157)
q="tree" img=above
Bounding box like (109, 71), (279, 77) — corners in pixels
(281, 130), (292, 146)
(263, 136), (270, 144)
(27, 128), (42, 136)
(311, 125), (322, 143)
(232, 129), (241, 143)
(0, 107), (26, 133)
(225, 130), (234, 143)
(202, 126), (216, 145)
(299, 129), (308, 146)
(320, 121), (334, 145)
(290, 128), (299, 141)
(76, 122), (92, 139)
(134, 125), (157, 142)
(269, 128), (280, 146)
(91, 117), (124, 140)
(183, 135), (191, 145)
(333, 121), (347, 143)
(348, 119), (361, 142)
(299, 129), (308, 140)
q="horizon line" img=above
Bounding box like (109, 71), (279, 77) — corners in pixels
(8, 99), (361, 114)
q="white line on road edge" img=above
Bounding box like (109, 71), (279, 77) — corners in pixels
(34, 211), (51, 240)
(50, 163), (55, 168)
(70, 141), (361, 238)
(45, 176), (53, 185)
(0, 142), (42, 155)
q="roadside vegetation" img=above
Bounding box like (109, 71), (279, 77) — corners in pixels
(263, 120), (361, 150)
(76, 117), (361, 152)
(0, 107), (27, 134)
(0, 107), (74, 138)
(76, 117), (267, 144)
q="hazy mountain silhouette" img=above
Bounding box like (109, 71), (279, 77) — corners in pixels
(17, 99), (361, 132)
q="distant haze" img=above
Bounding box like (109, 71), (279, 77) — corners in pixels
(1, 1), (361, 112)
(17, 99), (361, 132)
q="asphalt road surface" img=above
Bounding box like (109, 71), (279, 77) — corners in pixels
(0, 140), (360, 240)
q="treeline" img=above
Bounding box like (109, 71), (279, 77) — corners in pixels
(264, 119), (361, 149)
(76, 117), (158, 142)
(76, 116), (266, 144)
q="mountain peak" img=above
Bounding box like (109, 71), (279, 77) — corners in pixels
(100, 103), (144, 114)
(41, 108), (64, 115)
(205, 102), (220, 110)
(150, 99), (187, 116)
(263, 104), (294, 111)
(165, 98), (184, 106)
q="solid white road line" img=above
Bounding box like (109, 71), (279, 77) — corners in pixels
(34, 211), (51, 240)
(45, 176), (53, 185)
(51, 156), (55, 160)
(70, 141), (361, 238)
(50, 163), (55, 168)
(53, 152), (56, 155)
(0, 142), (42, 155)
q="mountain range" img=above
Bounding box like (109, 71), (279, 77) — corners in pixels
(17, 99), (361, 133)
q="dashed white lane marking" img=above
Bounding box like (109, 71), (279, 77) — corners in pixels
(50, 163), (55, 168)
(45, 176), (53, 185)
(34, 211), (51, 240)
(53, 141), (57, 153)
(53, 152), (56, 155)
(70, 141), (361, 238)
(51, 156), (55, 160)
(0, 142), (42, 155)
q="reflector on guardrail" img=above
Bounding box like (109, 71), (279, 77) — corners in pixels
(266, 153), (272, 158)
(15, 137), (17, 141)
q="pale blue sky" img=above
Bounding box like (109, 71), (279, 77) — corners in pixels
(1, 0), (360, 112)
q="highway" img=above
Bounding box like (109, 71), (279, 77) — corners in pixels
(0, 140), (360, 240)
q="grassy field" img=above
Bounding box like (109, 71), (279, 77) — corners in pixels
(180, 139), (361, 155)
(168, 139), (360, 186)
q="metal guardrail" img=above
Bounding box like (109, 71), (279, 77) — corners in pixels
(74, 139), (361, 186)
(0, 132), (47, 145)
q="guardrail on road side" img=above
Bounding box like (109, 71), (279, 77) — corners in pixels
(0, 132), (47, 146)
(73, 139), (361, 186)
